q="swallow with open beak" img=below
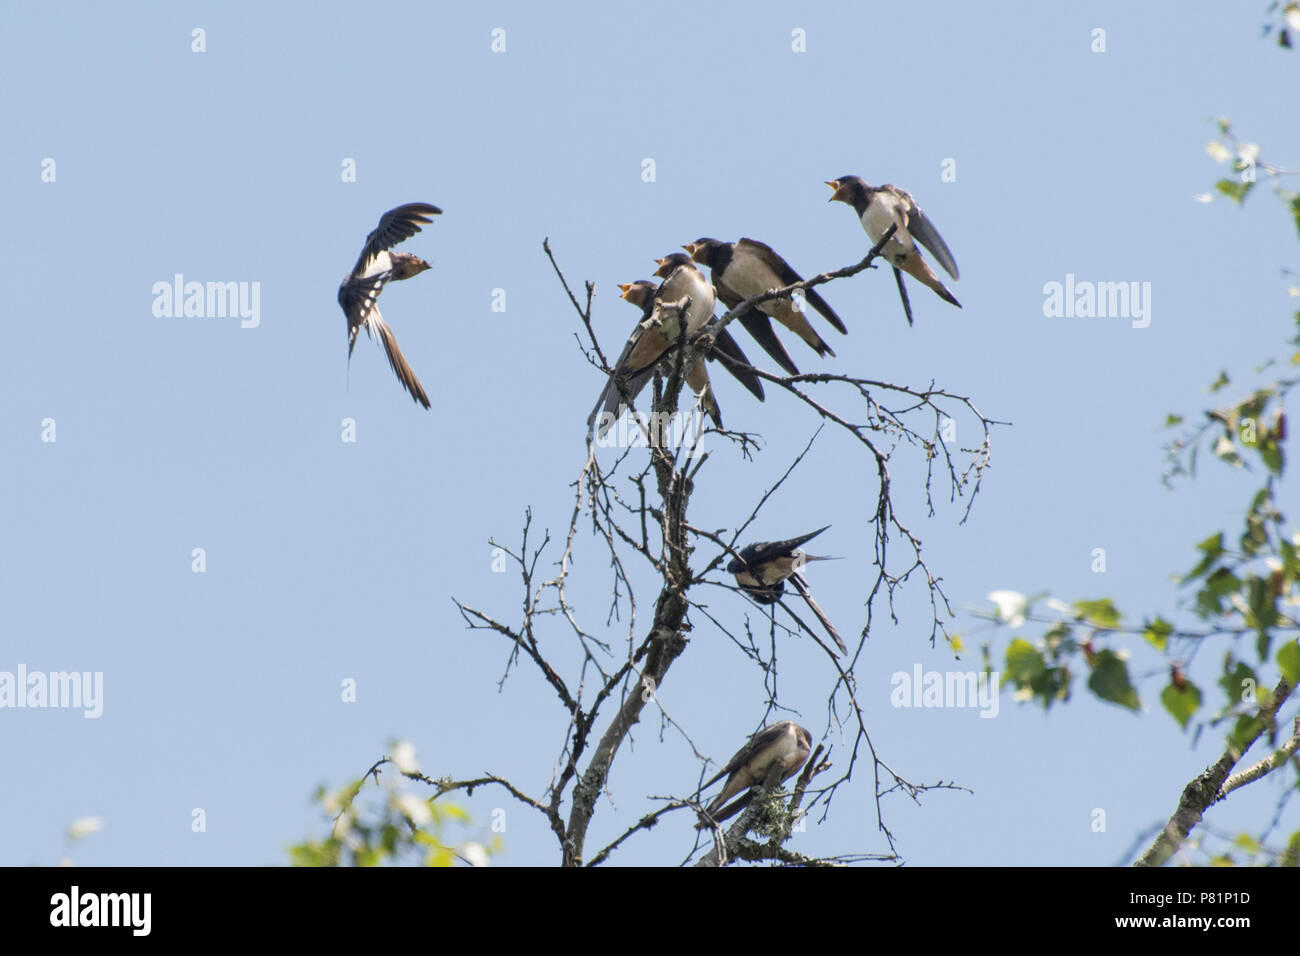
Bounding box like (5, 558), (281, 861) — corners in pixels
(617, 280), (766, 404)
(588, 254), (717, 437)
(697, 721), (812, 826)
(728, 526), (847, 655)
(338, 202), (442, 408)
(685, 238), (846, 376)
(826, 176), (959, 326)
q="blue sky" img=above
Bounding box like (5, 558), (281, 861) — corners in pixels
(3, 1), (1297, 866)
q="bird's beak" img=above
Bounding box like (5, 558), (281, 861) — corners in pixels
(618, 283), (633, 299)
(682, 243), (697, 255)
(825, 180), (840, 202)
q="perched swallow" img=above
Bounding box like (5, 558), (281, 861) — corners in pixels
(617, 280), (765, 405)
(728, 526), (847, 655)
(588, 254), (717, 437)
(826, 176), (960, 325)
(338, 202), (442, 408)
(698, 721), (812, 825)
(686, 238), (846, 376)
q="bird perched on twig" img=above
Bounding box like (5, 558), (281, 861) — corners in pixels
(588, 253), (718, 438)
(696, 721), (812, 826)
(615, 279), (766, 405)
(338, 202), (441, 408)
(728, 526), (847, 655)
(685, 238), (846, 376)
(826, 176), (960, 326)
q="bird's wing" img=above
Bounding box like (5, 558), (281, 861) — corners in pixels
(588, 318), (663, 436)
(728, 527), (830, 575)
(735, 309), (799, 376)
(889, 190), (958, 280)
(709, 326), (765, 401)
(702, 723), (789, 794)
(367, 306), (431, 408)
(352, 202), (442, 277)
(340, 269), (394, 357)
(789, 573), (847, 655)
(714, 275), (800, 376)
(698, 791), (756, 826)
(738, 238), (847, 334)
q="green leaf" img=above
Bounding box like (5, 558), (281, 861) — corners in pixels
(1030, 663), (1073, 707)
(1244, 575), (1278, 659)
(1144, 617), (1174, 650)
(1228, 714), (1265, 752)
(1194, 567), (1241, 617)
(1043, 622), (1071, 657)
(1087, 650), (1141, 710)
(1215, 179), (1255, 204)
(1282, 538), (1300, 578)
(1278, 641), (1300, 685)
(1072, 598), (1121, 629)
(1165, 413), (1184, 427)
(439, 803), (471, 822)
(1259, 434), (1285, 474)
(1208, 370), (1231, 393)
(1218, 660), (1260, 706)
(1291, 195), (1300, 239)
(1005, 640), (1071, 707)
(1185, 532), (1225, 582)
(1006, 639), (1045, 685)
(1285, 830), (1300, 868)
(1160, 681), (1202, 729)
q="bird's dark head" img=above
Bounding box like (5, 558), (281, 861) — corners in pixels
(683, 239), (724, 268)
(618, 280), (656, 309)
(654, 252), (693, 279)
(826, 176), (868, 206)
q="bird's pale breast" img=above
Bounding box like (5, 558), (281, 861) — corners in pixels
(862, 200), (915, 258)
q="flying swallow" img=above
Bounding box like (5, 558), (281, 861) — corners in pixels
(727, 526), (847, 655)
(697, 721), (812, 825)
(338, 202), (442, 408)
(826, 176), (960, 326)
(686, 238), (846, 376)
(588, 254), (717, 437)
(617, 281), (765, 405)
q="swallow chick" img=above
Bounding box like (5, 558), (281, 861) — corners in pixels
(686, 238), (846, 376)
(697, 721), (812, 826)
(727, 526), (847, 655)
(826, 176), (959, 326)
(588, 254), (717, 438)
(338, 202), (442, 408)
